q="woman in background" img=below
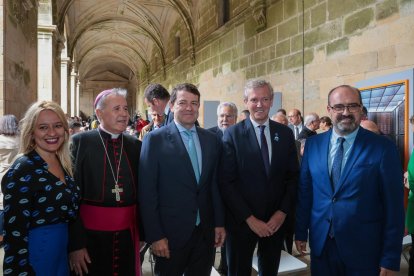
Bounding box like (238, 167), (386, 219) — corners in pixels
(0, 115), (20, 246)
(319, 116), (332, 132)
(2, 101), (80, 275)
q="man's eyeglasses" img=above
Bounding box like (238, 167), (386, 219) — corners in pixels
(328, 104), (362, 113)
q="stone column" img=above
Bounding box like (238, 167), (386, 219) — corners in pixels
(60, 57), (70, 114)
(76, 80), (80, 116)
(37, 24), (56, 101)
(70, 69), (76, 116)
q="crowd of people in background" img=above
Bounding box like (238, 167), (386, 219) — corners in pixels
(0, 80), (410, 276)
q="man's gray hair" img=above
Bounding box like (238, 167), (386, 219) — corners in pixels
(304, 112), (319, 127)
(217, 102), (238, 116)
(95, 88), (127, 110)
(244, 79), (274, 100)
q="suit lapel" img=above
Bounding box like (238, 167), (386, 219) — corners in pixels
(269, 122), (277, 166)
(334, 127), (365, 195)
(319, 130), (334, 193)
(167, 124), (198, 186)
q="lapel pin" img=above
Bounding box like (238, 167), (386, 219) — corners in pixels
(274, 133), (279, 142)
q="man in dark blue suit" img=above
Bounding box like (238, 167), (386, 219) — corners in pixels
(220, 79), (299, 275)
(295, 85), (405, 275)
(139, 83), (225, 276)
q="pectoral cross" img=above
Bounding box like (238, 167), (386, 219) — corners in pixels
(112, 184), (123, 202)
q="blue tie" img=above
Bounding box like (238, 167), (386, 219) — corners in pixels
(185, 130), (200, 183)
(331, 137), (345, 189)
(185, 130), (201, 225)
(259, 125), (270, 175)
(329, 137), (345, 238)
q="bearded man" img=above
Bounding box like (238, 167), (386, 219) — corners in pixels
(295, 85), (404, 275)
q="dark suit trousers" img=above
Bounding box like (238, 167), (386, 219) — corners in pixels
(154, 226), (215, 276)
(226, 228), (284, 276)
(311, 237), (380, 276)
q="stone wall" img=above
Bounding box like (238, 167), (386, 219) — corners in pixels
(138, 0), (414, 124)
(1, 0), (37, 118)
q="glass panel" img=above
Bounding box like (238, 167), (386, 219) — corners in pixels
(372, 88), (385, 98)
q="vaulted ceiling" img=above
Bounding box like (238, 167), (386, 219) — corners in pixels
(55, 0), (195, 83)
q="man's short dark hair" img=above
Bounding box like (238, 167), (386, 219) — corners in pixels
(144, 83), (170, 103)
(170, 83), (200, 105)
(277, 108), (286, 115)
(69, 120), (82, 129)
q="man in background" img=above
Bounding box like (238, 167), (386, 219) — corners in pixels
(144, 83), (173, 125)
(288, 108), (303, 139)
(297, 112), (320, 140)
(208, 102), (238, 139)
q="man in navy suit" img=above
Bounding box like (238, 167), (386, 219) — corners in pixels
(220, 79), (299, 275)
(139, 83), (225, 276)
(208, 102), (238, 139)
(295, 85), (404, 275)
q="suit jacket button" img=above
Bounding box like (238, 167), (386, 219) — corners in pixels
(332, 198), (336, 202)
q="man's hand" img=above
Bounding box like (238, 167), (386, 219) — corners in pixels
(295, 240), (307, 256)
(404, 171), (409, 189)
(69, 248), (91, 276)
(151, 238), (170, 259)
(380, 267), (396, 276)
(267, 210), (286, 234)
(214, 227), (226, 247)
(246, 215), (273, 237)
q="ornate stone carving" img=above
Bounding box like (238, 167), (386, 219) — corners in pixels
(7, 0), (37, 46)
(250, 0), (267, 32)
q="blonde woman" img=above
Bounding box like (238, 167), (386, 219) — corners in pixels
(1, 101), (80, 275)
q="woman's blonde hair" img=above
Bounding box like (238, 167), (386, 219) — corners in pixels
(19, 100), (73, 177)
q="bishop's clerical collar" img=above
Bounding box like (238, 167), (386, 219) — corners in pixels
(99, 126), (121, 139)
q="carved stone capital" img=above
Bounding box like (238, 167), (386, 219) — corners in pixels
(250, 0), (267, 32)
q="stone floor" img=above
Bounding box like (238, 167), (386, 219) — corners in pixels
(0, 246), (409, 275)
(140, 246), (411, 276)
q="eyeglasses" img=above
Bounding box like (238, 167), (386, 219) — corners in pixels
(328, 104), (362, 113)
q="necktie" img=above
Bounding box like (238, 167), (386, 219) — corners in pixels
(294, 126), (299, 139)
(331, 137), (345, 188)
(185, 130), (200, 183)
(259, 125), (270, 175)
(184, 130), (201, 225)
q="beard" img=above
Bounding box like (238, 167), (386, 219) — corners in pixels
(334, 114), (358, 135)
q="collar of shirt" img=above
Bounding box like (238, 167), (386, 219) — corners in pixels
(250, 118), (272, 162)
(99, 126), (120, 139)
(328, 127), (359, 174)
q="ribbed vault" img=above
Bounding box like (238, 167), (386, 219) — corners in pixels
(56, 0), (195, 85)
